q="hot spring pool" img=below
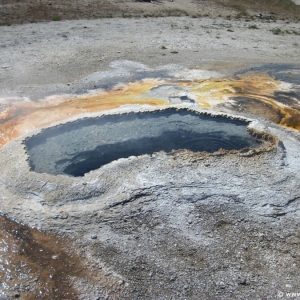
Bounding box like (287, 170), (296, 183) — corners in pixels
(25, 109), (262, 177)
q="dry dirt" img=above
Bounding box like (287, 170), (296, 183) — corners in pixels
(0, 0), (230, 25)
(1, 0), (300, 25)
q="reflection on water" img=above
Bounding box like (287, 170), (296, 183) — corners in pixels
(25, 109), (262, 177)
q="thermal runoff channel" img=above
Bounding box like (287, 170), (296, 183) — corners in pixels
(25, 109), (262, 177)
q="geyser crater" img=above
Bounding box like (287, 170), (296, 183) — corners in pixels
(24, 108), (268, 177)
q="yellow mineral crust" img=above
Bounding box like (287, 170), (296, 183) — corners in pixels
(0, 80), (167, 148)
(182, 72), (300, 130)
(0, 73), (299, 149)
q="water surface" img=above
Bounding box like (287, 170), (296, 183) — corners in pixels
(25, 109), (262, 176)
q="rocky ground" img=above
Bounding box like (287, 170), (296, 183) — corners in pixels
(1, 0), (300, 25)
(0, 16), (299, 97)
(0, 5), (300, 300)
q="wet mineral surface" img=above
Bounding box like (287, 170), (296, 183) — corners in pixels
(1, 63), (300, 151)
(0, 62), (300, 299)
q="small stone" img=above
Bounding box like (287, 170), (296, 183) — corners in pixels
(242, 244), (248, 250)
(91, 235), (98, 239)
(286, 237), (300, 244)
(53, 211), (68, 219)
(218, 282), (226, 289)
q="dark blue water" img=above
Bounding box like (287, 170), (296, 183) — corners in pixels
(25, 109), (262, 177)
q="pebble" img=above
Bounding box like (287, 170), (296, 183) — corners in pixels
(242, 244), (248, 250)
(218, 282), (226, 289)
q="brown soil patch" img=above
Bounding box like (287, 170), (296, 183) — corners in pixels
(1, 0), (299, 25)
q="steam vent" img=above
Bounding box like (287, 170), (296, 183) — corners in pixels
(0, 59), (300, 299)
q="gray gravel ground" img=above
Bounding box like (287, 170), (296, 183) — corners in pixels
(0, 17), (300, 100)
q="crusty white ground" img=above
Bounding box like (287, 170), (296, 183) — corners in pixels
(0, 16), (299, 100)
